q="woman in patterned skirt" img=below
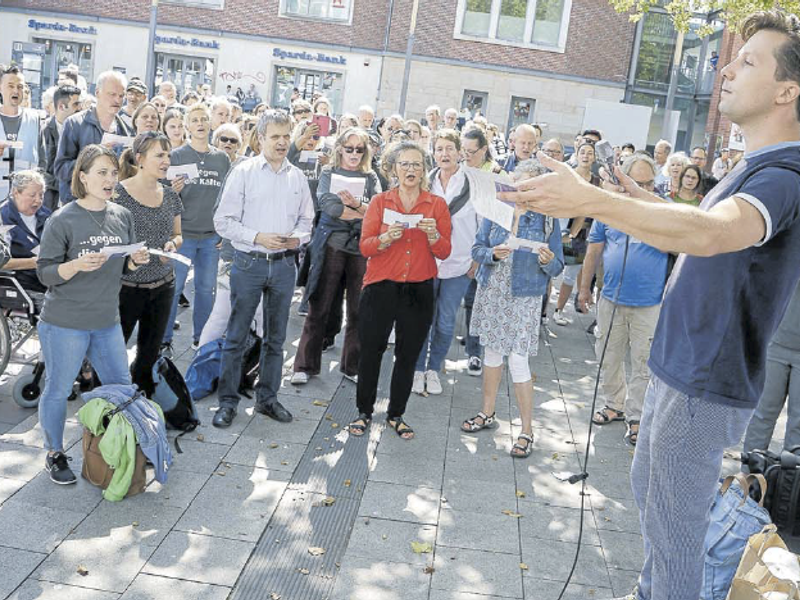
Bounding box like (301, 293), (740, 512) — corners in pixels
(461, 158), (564, 457)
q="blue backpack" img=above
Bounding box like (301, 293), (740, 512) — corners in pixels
(185, 339), (224, 401)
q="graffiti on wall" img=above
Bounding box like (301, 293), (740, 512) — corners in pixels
(218, 70), (268, 85)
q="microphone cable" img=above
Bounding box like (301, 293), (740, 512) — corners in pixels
(555, 235), (631, 600)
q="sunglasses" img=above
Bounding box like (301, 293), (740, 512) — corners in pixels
(343, 146), (366, 155)
(294, 109), (311, 116)
(219, 136), (239, 144)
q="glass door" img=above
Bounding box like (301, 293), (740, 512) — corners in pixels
(155, 54), (215, 98)
(507, 96), (535, 132)
(33, 38), (93, 89)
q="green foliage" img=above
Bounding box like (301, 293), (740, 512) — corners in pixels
(608, 0), (800, 34)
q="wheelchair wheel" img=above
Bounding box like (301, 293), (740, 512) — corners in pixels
(0, 313), (10, 377)
(13, 373), (41, 408)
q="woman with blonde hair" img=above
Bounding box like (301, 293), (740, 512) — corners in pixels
(658, 152), (690, 195)
(291, 128), (381, 384)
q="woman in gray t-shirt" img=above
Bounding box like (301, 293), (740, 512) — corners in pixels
(36, 145), (150, 486)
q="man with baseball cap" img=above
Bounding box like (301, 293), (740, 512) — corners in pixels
(119, 77), (148, 130)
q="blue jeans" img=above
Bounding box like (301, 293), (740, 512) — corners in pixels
(463, 278), (482, 359)
(415, 275), (472, 372)
(38, 321), (131, 452)
(163, 236), (220, 344)
(217, 251), (295, 410)
(631, 374), (752, 600)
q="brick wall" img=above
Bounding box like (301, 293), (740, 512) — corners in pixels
(705, 26), (742, 155)
(7, 0), (635, 83)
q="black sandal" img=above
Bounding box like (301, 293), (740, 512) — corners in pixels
(625, 420), (640, 446)
(461, 411), (496, 433)
(510, 433), (534, 458)
(592, 406), (626, 425)
(348, 414), (372, 437)
(386, 416), (414, 440)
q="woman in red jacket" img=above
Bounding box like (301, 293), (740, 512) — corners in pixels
(348, 141), (452, 440)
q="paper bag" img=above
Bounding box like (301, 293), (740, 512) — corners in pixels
(727, 525), (800, 600)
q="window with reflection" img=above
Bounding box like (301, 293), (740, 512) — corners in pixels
(458, 0), (570, 50)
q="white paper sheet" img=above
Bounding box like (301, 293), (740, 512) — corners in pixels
(101, 133), (136, 148)
(98, 241), (145, 257)
(463, 167), (515, 230)
(148, 248), (192, 266)
(299, 151), (319, 164)
(30, 245), (40, 257)
(166, 163), (200, 180)
(507, 236), (546, 253)
(382, 208), (423, 229)
(330, 173), (366, 199)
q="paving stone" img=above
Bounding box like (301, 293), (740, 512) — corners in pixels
(0, 475), (25, 504)
(0, 414), (83, 450)
(34, 536), (157, 593)
(598, 529), (644, 572)
(369, 448), (445, 489)
(522, 577), (612, 600)
(429, 591), (518, 600)
(609, 567), (641, 597)
(440, 478), (518, 515)
(330, 555), (431, 600)
(0, 397), (36, 427)
(377, 419), (449, 455)
(593, 496), (642, 534)
(119, 573), (230, 600)
(72, 501), (185, 548)
(513, 463), (590, 509)
(520, 538), (611, 588)
(184, 409), (252, 446)
(443, 449), (517, 485)
(431, 547), (524, 599)
(240, 412), (320, 445)
(133, 468), (209, 509)
(275, 391), (333, 420)
(344, 517), (437, 566)
(9, 455), (102, 513)
(0, 441), (46, 482)
(175, 464), (288, 542)
(167, 439), (229, 475)
(437, 507), (520, 555)
(0, 500), (86, 553)
(142, 531), (255, 587)
(224, 435), (306, 472)
(517, 503), (601, 545)
(7, 580), (120, 600)
(0, 546), (47, 599)
(358, 481), (441, 524)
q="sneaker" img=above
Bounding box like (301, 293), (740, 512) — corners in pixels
(553, 310), (572, 326)
(343, 372), (358, 383)
(412, 371), (425, 394)
(467, 356), (483, 377)
(173, 320), (181, 331)
(322, 338), (335, 353)
(290, 372), (309, 385)
(45, 452), (76, 485)
(191, 340), (200, 351)
(586, 319), (598, 336)
(297, 300), (309, 317)
(178, 293), (190, 308)
(160, 343), (174, 359)
(388, 328), (396, 345)
(425, 370), (443, 395)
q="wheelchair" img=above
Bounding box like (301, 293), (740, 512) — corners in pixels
(0, 272), (83, 408)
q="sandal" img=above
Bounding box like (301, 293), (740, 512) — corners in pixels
(348, 414), (372, 437)
(386, 416), (415, 440)
(510, 433), (534, 458)
(461, 411), (496, 433)
(625, 420), (639, 446)
(592, 406), (626, 425)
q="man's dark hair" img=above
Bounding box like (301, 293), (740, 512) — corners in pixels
(742, 10), (800, 121)
(691, 145), (706, 154)
(463, 127), (489, 149)
(58, 69), (79, 84)
(0, 64), (21, 83)
(181, 91), (199, 105)
(622, 142), (636, 152)
(581, 128), (602, 140)
(54, 85), (81, 110)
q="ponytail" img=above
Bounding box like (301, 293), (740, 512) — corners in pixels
(119, 148), (138, 181)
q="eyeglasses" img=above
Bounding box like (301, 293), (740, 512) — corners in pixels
(540, 149), (563, 158)
(219, 136), (240, 144)
(463, 147), (484, 157)
(635, 179), (656, 190)
(343, 146), (366, 154)
(397, 161), (424, 171)
(294, 109), (311, 116)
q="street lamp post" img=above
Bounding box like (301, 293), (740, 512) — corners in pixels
(398, 0), (420, 115)
(145, 0), (160, 93)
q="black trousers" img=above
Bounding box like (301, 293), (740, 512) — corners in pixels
(119, 280), (175, 396)
(356, 279), (434, 419)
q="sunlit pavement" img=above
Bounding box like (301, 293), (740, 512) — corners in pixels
(0, 290), (787, 600)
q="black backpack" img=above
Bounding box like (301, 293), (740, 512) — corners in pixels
(151, 356), (200, 452)
(741, 446), (800, 535)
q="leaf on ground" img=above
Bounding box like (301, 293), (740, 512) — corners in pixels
(343, 479), (352, 487)
(411, 541), (432, 554)
(325, 415), (334, 421)
(308, 547), (326, 556)
(269, 442), (279, 449)
(322, 496), (336, 506)
(423, 565), (435, 574)
(501, 509), (523, 518)
(520, 562), (529, 571)
(196, 434), (205, 442)
(280, 460), (289, 466)
(312, 400), (329, 407)
(132, 521), (139, 527)
(270, 593), (282, 600)
(382, 534), (388, 540)
(552, 452), (560, 460)
(331, 423), (339, 429)
(515, 490), (526, 498)
(297, 567), (310, 575)
(215, 471), (226, 476)
(77, 565), (89, 576)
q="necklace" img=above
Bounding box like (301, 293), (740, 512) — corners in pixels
(81, 203), (107, 232)
(189, 145), (210, 166)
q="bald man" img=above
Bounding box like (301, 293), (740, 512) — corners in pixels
(502, 124), (538, 172)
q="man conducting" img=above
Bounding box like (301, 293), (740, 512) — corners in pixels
(501, 11), (800, 600)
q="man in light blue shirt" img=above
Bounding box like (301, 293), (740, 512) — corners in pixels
(578, 154), (668, 446)
(212, 110), (314, 428)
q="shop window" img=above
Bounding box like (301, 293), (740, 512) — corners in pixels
(281, 0), (354, 23)
(456, 0), (571, 51)
(508, 96), (535, 133)
(271, 66), (344, 115)
(33, 37), (93, 90)
(462, 90), (488, 116)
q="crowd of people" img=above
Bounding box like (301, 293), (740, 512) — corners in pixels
(2, 14), (800, 597)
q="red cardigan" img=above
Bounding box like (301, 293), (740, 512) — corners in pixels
(360, 188), (452, 288)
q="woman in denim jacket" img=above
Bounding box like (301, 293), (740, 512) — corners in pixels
(461, 158), (564, 457)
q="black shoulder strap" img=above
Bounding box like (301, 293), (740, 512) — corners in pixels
(448, 177), (471, 218)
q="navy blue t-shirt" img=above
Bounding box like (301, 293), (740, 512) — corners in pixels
(649, 142), (800, 408)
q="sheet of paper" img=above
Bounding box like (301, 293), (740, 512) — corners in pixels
(507, 236), (546, 253)
(382, 208), (423, 229)
(148, 248), (192, 266)
(101, 133), (136, 148)
(463, 167), (514, 230)
(330, 173), (366, 199)
(299, 151), (319, 164)
(98, 241), (145, 257)
(167, 163), (200, 180)
(30, 245), (40, 257)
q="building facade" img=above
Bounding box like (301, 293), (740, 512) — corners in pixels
(1, 0), (637, 143)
